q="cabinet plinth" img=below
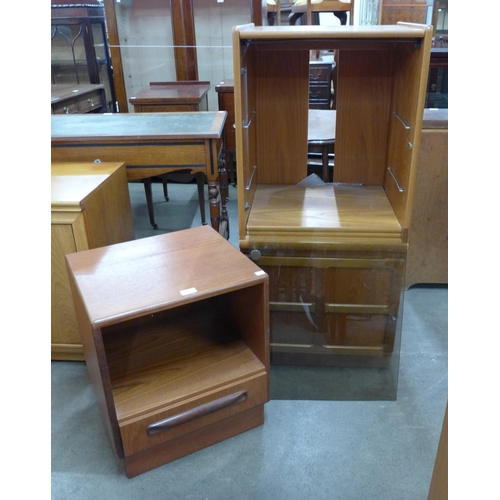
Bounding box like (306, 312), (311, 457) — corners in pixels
(65, 226), (270, 477)
(232, 24), (432, 367)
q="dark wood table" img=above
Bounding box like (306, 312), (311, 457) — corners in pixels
(51, 112), (229, 237)
(129, 81), (210, 112)
(308, 109), (336, 182)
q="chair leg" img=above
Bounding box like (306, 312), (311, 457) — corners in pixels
(322, 145), (329, 183)
(142, 178), (157, 229)
(195, 172), (207, 225)
(160, 174), (169, 201)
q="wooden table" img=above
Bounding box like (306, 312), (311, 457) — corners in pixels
(51, 83), (107, 114)
(51, 112), (229, 237)
(308, 109), (336, 182)
(129, 81), (210, 112)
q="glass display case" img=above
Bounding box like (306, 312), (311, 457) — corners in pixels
(51, 1), (117, 112)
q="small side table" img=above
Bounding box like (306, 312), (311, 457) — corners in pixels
(128, 81), (212, 227)
(65, 226), (270, 477)
(129, 81), (210, 112)
(307, 109), (336, 182)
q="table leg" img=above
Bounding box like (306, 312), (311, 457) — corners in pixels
(218, 153), (230, 239)
(142, 178), (158, 229)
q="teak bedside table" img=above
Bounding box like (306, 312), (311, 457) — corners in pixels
(65, 226), (270, 477)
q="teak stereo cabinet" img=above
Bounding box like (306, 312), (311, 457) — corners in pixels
(65, 226), (270, 477)
(232, 24), (432, 367)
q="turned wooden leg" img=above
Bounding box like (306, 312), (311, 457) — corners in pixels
(194, 172), (207, 225)
(209, 181), (220, 233)
(218, 152), (229, 239)
(160, 174), (169, 201)
(142, 178), (157, 229)
(322, 145), (329, 183)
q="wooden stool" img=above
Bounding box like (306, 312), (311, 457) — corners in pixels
(308, 109), (336, 182)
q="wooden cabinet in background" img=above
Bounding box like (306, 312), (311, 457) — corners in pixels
(309, 57), (334, 109)
(51, 162), (135, 360)
(51, 84), (107, 114)
(232, 23), (432, 367)
(381, 0), (427, 25)
(129, 81), (210, 112)
(405, 108), (448, 289)
(65, 226), (270, 477)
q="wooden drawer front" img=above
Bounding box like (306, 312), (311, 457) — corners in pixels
(52, 90), (103, 114)
(52, 99), (80, 115)
(309, 65), (332, 83)
(119, 372), (267, 456)
(309, 86), (331, 101)
(77, 90), (103, 113)
(138, 104), (195, 113)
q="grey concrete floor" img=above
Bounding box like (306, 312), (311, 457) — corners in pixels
(51, 181), (448, 499)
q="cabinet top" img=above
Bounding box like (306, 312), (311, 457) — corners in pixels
(65, 226), (267, 327)
(51, 162), (125, 210)
(129, 81), (210, 105)
(234, 24), (431, 41)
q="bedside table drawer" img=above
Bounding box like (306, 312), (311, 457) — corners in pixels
(118, 372), (267, 456)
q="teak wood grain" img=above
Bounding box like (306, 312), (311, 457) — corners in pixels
(51, 162), (135, 360)
(232, 24), (431, 367)
(65, 226), (270, 475)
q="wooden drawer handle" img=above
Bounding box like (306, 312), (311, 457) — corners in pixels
(146, 390), (248, 436)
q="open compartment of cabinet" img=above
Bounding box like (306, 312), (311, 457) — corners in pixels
(65, 226), (270, 477)
(232, 24), (432, 373)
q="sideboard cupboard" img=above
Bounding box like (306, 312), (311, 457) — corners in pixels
(51, 162), (135, 360)
(232, 24), (432, 367)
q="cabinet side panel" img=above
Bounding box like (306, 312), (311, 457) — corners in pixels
(65, 262), (125, 459)
(83, 166), (135, 248)
(334, 49), (393, 185)
(235, 40), (258, 242)
(51, 223), (81, 347)
(405, 128), (448, 288)
(384, 28), (432, 228)
(254, 47), (309, 185)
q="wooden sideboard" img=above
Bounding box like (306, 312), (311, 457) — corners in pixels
(51, 84), (107, 114)
(405, 108), (448, 289)
(65, 225), (270, 477)
(51, 162), (135, 360)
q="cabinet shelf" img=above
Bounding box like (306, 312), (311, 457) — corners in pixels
(102, 300), (266, 422)
(247, 184), (402, 241)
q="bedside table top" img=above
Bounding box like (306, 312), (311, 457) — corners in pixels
(65, 226), (266, 327)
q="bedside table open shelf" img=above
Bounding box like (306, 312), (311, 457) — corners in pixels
(65, 226), (269, 477)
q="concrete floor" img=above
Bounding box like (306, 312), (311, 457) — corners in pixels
(51, 180), (448, 499)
